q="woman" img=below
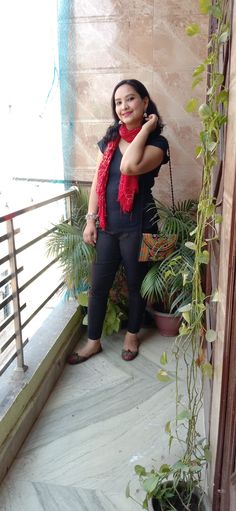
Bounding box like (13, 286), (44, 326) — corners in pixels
(67, 78), (169, 364)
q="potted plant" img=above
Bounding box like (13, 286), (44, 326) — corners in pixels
(141, 199), (197, 336)
(47, 187), (128, 336)
(128, 454), (210, 510)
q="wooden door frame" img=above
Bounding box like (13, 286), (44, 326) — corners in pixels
(212, 181), (236, 510)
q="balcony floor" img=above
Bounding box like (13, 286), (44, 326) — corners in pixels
(0, 327), (187, 511)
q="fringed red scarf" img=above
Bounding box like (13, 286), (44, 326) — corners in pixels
(96, 124), (141, 229)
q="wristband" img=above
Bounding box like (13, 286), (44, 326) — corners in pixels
(85, 212), (98, 221)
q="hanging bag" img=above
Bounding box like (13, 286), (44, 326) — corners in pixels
(138, 145), (177, 262)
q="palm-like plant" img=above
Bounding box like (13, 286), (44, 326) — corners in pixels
(141, 199), (197, 313)
(47, 187), (95, 297)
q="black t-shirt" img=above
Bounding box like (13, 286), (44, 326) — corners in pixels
(97, 132), (169, 233)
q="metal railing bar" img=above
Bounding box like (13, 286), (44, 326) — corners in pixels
(0, 254), (10, 266)
(0, 188), (83, 375)
(19, 258), (60, 293)
(0, 338), (29, 376)
(21, 282), (64, 330)
(0, 190), (76, 224)
(0, 332), (16, 353)
(6, 219), (26, 371)
(0, 351), (17, 376)
(0, 304), (26, 334)
(13, 177), (91, 186)
(16, 223), (69, 255)
(0, 267), (23, 288)
(0, 228), (20, 243)
(0, 294), (13, 310)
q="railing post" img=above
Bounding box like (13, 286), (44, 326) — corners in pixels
(66, 190), (73, 224)
(6, 219), (27, 372)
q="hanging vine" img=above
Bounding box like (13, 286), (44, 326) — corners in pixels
(128, 0), (230, 508)
(175, 0), (230, 468)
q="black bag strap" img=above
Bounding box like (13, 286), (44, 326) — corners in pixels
(167, 143), (175, 213)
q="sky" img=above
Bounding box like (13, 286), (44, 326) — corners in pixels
(0, 1), (64, 211)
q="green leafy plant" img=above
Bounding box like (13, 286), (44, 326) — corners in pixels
(47, 187), (94, 296)
(141, 199), (197, 313)
(77, 289), (127, 337)
(47, 187), (128, 335)
(128, 1), (229, 508)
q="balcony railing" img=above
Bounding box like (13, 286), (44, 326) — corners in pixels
(0, 189), (77, 376)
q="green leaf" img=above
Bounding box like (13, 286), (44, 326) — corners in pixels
(192, 64), (205, 77)
(219, 30), (229, 44)
(204, 446), (212, 462)
(160, 351), (168, 365)
(165, 421), (171, 434)
(199, 0), (211, 14)
(77, 291), (89, 307)
(125, 482), (130, 498)
(185, 241), (197, 250)
(185, 23), (200, 36)
(211, 5), (222, 19)
(179, 324), (191, 335)
(206, 329), (217, 342)
(199, 250), (209, 264)
(182, 311), (190, 324)
(176, 409), (192, 420)
(173, 460), (190, 472)
(202, 362), (213, 378)
(216, 90), (229, 105)
(157, 369), (172, 382)
(215, 73), (225, 86)
(142, 497), (149, 510)
(183, 270), (189, 286)
(159, 464), (171, 473)
(82, 314), (88, 325)
(207, 141), (217, 153)
(143, 475), (159, 493)
(195, 145), (203, 158)
(178, 303), (192, 312)
(214, 215), (223, 224)
(135, 465), (146, 476)
(185, 98), (198, 113)
(198, 103), (212, 120)
(192, 76), (203, 89)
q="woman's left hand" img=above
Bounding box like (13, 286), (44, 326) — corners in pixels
(142, 113), (158, 134)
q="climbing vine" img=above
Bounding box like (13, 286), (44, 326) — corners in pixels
(128, 1), (230, 508)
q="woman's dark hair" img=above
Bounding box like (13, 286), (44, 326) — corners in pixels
(103, 79), (164, 144)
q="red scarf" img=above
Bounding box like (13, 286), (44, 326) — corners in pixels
(96, 124), (141, 229)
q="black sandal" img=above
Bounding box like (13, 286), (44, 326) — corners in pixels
(67, 346), (102, 365)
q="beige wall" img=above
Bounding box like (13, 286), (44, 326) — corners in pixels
(59, 0), (208, 203)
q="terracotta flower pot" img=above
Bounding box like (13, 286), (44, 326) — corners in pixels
(152, 310), (181, 337)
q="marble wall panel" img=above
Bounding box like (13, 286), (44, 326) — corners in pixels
(61, 21), (130, 71)
(154, 163), (202, 204)
(154, 0), (206, 16)
(60, 0), (208, 202)
(152, 70), (205, 117)
(153, 15), (208, 71)
(64, 71), (154, 122)
(129, 0), (154, 17)
(129, 16), (153, 68)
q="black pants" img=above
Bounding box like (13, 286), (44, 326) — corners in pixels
(88, 230), (150, 340)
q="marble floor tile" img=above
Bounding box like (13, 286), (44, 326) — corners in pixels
(0, 328), (194, 510)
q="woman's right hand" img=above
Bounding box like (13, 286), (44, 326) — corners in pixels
(83, 221), (97, 246)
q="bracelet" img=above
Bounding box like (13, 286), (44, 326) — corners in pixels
(85, 212), (98, 222)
